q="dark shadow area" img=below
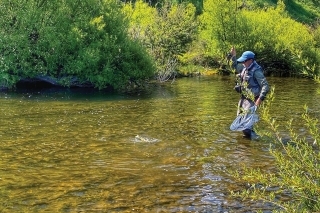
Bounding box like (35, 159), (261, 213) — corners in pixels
(286, 0), (318, 24)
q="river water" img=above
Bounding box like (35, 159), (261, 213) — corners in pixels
(0, 76), (319, 212)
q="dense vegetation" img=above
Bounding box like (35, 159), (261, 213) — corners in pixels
(193, 0), (320, 77)
(0, 0), (155, 90)
(123, 0), (198, 81)
(123, 0), (320, 79)
(0, 0), (320, 90)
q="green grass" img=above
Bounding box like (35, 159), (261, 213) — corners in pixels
(252, 0), (320, 24)
(285, 0), (320, 24)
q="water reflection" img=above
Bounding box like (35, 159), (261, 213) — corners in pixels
(0, 76), (319, 212)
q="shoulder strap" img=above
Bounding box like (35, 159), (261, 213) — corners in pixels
(249, 62), (261, 84)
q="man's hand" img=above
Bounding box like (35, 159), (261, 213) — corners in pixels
(230, 46), (236, 57)
(255, 98), (262, 106)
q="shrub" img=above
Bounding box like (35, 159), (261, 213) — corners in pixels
(231, 87), (320, 212)
(0, 0), (155, 90)
(123, 0), (198, 81)
(198, 0), (238, 59)
(238, 1), (318, 77)
(198, 0), (319, 77)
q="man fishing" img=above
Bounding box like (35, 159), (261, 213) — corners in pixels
(229, 47), (270, 139)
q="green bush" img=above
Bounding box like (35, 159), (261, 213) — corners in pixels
(237, 1), (318, 76)
(198, 0), (238, 59)
(123, 0), (198, 81)
(314, 24), (320, 48)
(0, 0), (155, 90)
(198, 0), (319, 77)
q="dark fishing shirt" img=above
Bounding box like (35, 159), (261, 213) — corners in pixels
(232, 56), (270, 101)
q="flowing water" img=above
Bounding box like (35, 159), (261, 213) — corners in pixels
(0, 76), (319, 213)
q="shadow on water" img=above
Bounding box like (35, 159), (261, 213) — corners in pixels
(0, 76), (319, 212)
(8, 82), (176, 103)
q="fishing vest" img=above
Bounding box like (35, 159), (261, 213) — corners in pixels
(240, 61), (261, 100)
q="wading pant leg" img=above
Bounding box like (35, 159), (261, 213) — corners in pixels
(240, 98), (255, 137)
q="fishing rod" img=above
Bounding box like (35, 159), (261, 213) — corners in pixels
(234, 0), (238, 44)
(227, 0), (240, 73)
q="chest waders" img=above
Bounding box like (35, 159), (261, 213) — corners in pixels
(237, 64), (261, 138)
(237, 64), (260, 116)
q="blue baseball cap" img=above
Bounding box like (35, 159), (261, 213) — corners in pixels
(237, 51), (255, 62)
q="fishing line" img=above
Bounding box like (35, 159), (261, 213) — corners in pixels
(230, 0), (238, 51)
(227, 0), (238, 69)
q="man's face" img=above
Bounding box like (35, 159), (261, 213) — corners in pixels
(242, 59), (253, 68)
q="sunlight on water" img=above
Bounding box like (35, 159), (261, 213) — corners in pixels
(0, 76), (319, 212)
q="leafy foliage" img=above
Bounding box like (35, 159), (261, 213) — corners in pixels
(246, 0), (320, 24)
(122, 0), (203, 14)
(283, 0), (320, 23)
(231, 88), (320, 212)
(0, 0), (155, 90)
(198, 0), (320, 77)
(198, 0), (238, 58)
(124, 0), (198, 81)
(1, 0), (320, 88)
(239, 1), (318, 77)
(313, 23), (320, 48)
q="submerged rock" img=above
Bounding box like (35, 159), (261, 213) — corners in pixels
(134, 135), (160, 143)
